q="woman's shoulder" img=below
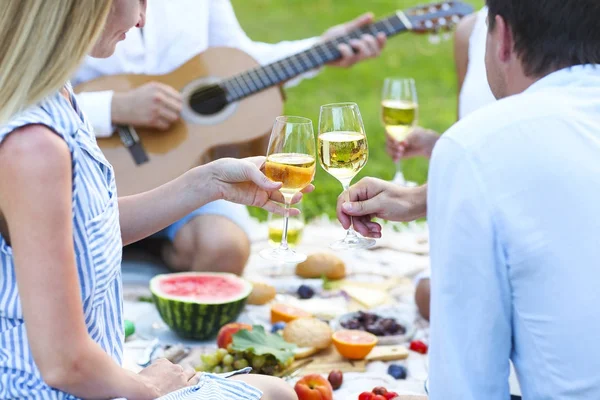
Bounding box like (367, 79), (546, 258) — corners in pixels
(0, 88), (80, 146)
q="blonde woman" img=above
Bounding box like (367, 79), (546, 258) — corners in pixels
(0, 1), (304, 399)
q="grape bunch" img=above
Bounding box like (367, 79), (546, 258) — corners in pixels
(196, 346), (293, 376)
(341, 311), (406, 336)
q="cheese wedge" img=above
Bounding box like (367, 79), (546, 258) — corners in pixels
(293, 346), (320, 359)
(365, 345), (409, 362)
(342, 285), (388, 309)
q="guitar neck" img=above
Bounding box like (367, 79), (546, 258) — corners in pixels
(221, 13), (410, 102)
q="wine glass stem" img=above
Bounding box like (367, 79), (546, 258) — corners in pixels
(342, 184), (360, 240)
(395, 159), (406, 185)
(279, 195), (292, 251)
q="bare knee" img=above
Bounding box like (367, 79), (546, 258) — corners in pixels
(415, 278), (431, 321)
(229, 374), (298, 400)
(163, 215), (250, 275)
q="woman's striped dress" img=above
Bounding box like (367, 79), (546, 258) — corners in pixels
(0, 85), (262, 400)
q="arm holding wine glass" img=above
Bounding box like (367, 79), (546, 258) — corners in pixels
(336, 178), (428, 238)
(118, 156), (312, 245)
(384, 9), (486, 163)
(386, 126), (440, 162)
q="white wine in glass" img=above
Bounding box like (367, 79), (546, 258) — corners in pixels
(381, 78), (418, 185)
(268, 200), (304, 248)
(260, 116), (316, 263)
(318, 102), (375, 250)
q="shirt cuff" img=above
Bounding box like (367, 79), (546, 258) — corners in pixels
(75, 90), (115, 138)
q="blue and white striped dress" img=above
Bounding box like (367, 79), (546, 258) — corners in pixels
(0, 85), (261, 400)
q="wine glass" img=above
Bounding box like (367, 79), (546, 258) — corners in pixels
(267, 199), (305, 248)
(318, 102), (376, 250)
(381, 78), (419, 185)
(259, 116), (316, 263)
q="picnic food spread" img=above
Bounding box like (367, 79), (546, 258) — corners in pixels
(126, 231), (431, 399)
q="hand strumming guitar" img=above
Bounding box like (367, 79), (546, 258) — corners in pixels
(111, 81), (183, 130)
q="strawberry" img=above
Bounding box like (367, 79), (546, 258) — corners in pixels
(409, 340), (429, 354)
(358, 392), (375, 400)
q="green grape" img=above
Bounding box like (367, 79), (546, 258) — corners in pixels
(212, 365), (223, 374)
(201, 353), (218, 368)
(251, 354), (266, 370)
(233, 359), (249, 370)
(221, 365), (233, 373)
(261, 365), (275, 376)
(227, 343), (234, 353)
(264, 355), (278, 367)
(222, 354), (234, 366)
(233, 352), (244, 361)
(216, 348), (228, 362)
(195, 364), (208, 372)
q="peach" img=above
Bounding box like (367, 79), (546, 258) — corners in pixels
(216, 323), (252, 349)
(294, 374), (333, 400)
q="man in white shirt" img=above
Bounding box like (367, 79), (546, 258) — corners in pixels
(73, 0), (385, 275)
(337, 0), (600, 398)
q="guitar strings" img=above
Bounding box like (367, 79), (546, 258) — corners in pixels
(188, 14), (420, 106)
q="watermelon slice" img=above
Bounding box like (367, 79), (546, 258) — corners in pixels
(150, 272), (253, 340)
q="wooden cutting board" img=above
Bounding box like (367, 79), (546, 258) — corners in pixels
(289, 346), (367, 374)
(178, 344), (409, 377)
(287, 344), (410, 374)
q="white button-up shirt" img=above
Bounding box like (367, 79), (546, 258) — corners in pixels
(72, 0), (320, 136)
(427, 65), (600, 399)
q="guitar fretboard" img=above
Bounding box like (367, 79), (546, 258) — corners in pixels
(221, 14), (408, 103)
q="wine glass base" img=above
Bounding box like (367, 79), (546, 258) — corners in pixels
(392, 171), (407, 186)
(259, 247), (307, 264)
(329, 236), (376, 251)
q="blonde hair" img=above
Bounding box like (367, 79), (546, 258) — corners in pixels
(0, 0), (113, 124)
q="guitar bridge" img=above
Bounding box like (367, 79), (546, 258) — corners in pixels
(117, 125), (149, 166)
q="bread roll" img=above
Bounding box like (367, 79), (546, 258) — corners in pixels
(247, 281), (276, 305)
(283, 317), (332, 350)
(295, 253), (346, 280)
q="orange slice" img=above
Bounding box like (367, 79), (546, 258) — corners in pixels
(332, 329), (378, 360)
(270, 303), (312, 323)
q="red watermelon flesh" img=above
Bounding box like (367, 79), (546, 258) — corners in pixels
(158, 274), (248, 302)
(150, 272), (253, 340)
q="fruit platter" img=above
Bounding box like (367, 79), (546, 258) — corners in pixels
(123, 247), (432, 399)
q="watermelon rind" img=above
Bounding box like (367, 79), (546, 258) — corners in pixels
(150, 272), (253, 340)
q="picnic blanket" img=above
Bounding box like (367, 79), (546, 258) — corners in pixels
(120, 217), (435, 398)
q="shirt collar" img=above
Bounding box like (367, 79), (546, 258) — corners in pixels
(525, 64), (600, 94)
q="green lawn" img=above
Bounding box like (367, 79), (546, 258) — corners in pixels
(232, 0), (484, 221)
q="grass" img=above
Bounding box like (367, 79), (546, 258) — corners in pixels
(232, 0), (484, 221)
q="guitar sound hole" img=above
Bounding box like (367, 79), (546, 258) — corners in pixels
(188, 84), (228, 116)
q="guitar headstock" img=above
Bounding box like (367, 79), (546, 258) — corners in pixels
(401, 1), (476, 42)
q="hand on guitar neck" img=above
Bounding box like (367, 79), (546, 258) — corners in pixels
(111, 81), (183, 130)
(320, 12), (387, 68)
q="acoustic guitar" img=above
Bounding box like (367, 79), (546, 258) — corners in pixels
(74, 2), (474, 196)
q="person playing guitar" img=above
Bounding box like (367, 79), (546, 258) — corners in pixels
(72, 0), (386, 276)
